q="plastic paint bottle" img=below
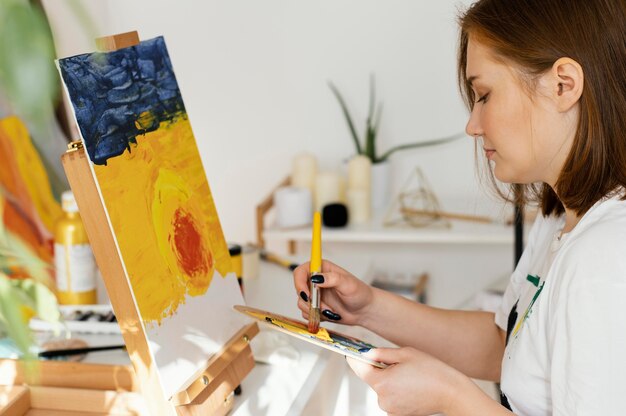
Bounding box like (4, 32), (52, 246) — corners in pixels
(54, 191), (97, 305)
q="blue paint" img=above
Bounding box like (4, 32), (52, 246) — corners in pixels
(58, 37), (186, 165)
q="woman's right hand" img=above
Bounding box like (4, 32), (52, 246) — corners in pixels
(293, 259), (375, 326)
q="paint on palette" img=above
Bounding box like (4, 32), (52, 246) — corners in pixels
(58, 37), (234, 326)
(260, 314), (376, 354)
(235, 306), (382, 364)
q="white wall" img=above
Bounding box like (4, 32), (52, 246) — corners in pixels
(45, 0), (503, 245)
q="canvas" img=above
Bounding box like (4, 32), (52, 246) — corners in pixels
(0, 116), (61, 274)
(57, 37), (246, 399)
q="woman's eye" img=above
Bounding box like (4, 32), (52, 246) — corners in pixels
(476, 93), (490, 104)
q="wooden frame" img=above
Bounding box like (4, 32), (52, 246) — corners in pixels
(0, 359), (144, 415)
(255, 176), (297, 254)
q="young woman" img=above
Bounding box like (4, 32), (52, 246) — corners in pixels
(293, 0), (626, 414)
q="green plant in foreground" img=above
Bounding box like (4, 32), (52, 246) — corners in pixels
(329, 75), (464, 164)
(0, 192), (60, 361)
(0, 0), (58, 125)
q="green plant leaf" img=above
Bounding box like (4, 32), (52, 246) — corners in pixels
(0, 274), (35, 359)
(378, 132), (466, 162)
(364, 75), (377, 161)
(367, 74), (376, 127)
(0, 232), (53, 286)
(328, 81), (362, 155)
(373, 103), (384, 133)
(0, 1), (59, 124)
(11, 278), (60, 324)
(365, 122), (376, 162)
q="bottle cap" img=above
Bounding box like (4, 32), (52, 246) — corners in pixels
(61, 190), (79, 213)
(228, 243), (242, 256)
(228, 243), (243, 277)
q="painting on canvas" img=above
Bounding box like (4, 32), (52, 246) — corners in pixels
(57, 37), (245, 398)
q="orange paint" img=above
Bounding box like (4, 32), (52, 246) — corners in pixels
(94, 117), (231, 325)
(172, 208), (211, 277)
(0, 116), (61, 275)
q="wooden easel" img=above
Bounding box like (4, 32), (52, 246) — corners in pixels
(59, 31), (258, 416)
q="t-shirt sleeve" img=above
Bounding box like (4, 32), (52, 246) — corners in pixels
(494, 214), (545, 331)
(549, 235), (626, 415)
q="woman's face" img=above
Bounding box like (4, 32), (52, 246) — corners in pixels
(464, 38), (576, 186)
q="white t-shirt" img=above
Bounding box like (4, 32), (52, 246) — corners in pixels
(495, 191), (626, 416)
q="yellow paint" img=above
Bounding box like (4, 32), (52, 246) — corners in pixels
(94, 118), (231, 325)
(55, 208), (97, 305)
(151, 168), (214, 296)
(0, 116), (62, 233)
(135, 111), (156, 131)
(20, 305), (35, 323)
(309, 211), (321, 274)
(246, 309), (334, 343)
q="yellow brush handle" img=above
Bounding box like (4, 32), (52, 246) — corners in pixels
(309, 211), (322, 274)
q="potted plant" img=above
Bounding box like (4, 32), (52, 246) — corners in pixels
(328, 75), (463, 211)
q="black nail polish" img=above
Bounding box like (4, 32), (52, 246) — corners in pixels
(358, 347), (371, 353)
(311, 274), (324, 284)
(322, 309), (341, 321)
(300, 291), (308, 302)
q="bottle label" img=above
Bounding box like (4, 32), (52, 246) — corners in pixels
(54, 243), (97, 292)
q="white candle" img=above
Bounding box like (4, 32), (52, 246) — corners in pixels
(274, 186), (313, 228)
(291, 153), (318, 195)
(347, 155), (371, 192)
(347, 188), (370, 224)
(315, 172), (342, 211)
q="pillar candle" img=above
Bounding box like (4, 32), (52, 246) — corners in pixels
(274, 186), (313, 228)
(315, 172), (342, 211)
(347, 155), (371, 191)
(347, 189), (370, 224)
(291, 153), (318, 195)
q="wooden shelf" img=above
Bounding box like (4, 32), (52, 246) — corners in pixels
(264, 218), (514, 246)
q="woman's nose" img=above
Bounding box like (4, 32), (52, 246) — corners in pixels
(465, 108), (483, 139)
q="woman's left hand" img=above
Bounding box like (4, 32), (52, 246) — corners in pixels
(346, 347), (465, 416)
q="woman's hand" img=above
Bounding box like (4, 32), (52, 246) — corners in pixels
(347, 347), (468, 416)
(293, 259), (375, 326)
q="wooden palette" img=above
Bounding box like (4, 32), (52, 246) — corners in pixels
(234, 305), (387, 369)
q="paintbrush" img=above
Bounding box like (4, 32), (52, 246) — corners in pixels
(308, 211), (322, 334)
(259, 249), (299, 271)
(38, 344), (126, 359)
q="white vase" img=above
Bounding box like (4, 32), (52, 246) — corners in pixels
(371, 161), (391, 214)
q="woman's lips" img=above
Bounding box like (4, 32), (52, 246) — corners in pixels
(484, 148), (496, 159)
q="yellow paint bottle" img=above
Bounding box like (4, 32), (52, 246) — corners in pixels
(228, 243), (243, 295)
(54, 191), (97, 305)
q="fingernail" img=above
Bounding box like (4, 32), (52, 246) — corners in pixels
(299, 291), (308, 302)
(358, 347), (371, 353)
(311, 274), (324, 284)
(322, 309), (341, 321)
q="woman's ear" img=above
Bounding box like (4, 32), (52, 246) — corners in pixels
(552, 57), (584, 112)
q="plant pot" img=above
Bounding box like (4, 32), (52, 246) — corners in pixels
(371, 161), (391, 213)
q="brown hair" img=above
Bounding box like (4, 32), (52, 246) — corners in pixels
(458, 0), (626, 216)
